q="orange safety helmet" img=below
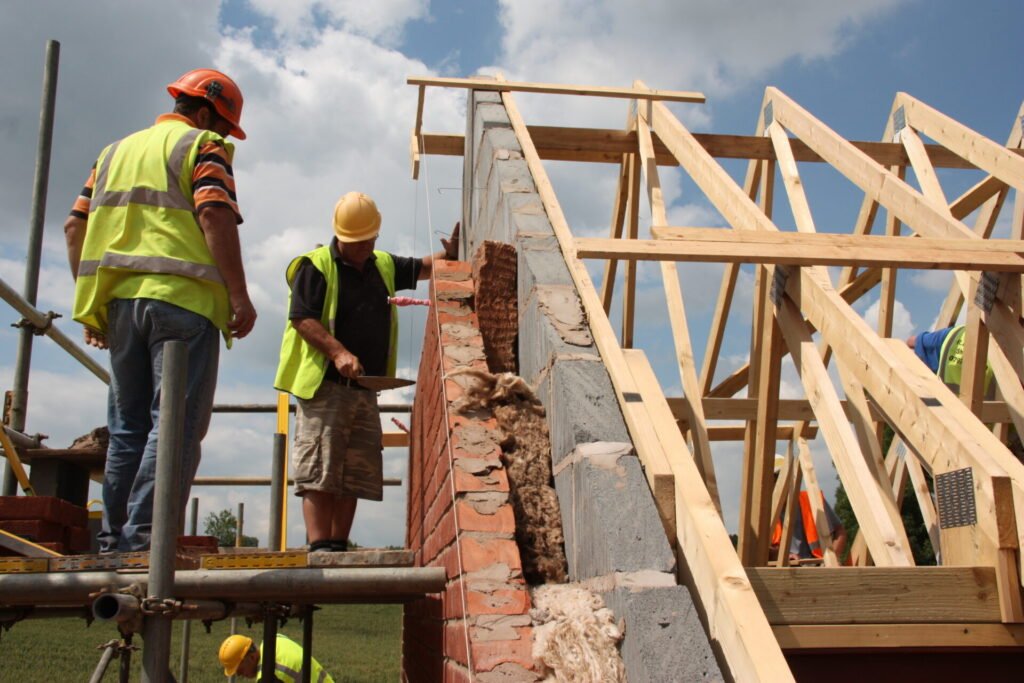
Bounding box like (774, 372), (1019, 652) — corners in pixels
(167, 69), (246, 139)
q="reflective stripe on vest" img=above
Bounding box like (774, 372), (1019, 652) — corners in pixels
(771, 491), (824, 559)
(273, 246), (397, 400)
(797, 491), (823, 558)
(89, 129), (198, 212)
(256, 634), (332, 683)
(72, 119), (233, 340)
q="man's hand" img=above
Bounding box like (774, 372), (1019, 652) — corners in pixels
(83, 326), (108, 350)
(332, 348), (363, 379)
(441, 222), (460, 261)
(228, 292), (257, 339)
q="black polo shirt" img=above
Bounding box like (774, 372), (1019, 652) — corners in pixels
(288, 239), (421, 378)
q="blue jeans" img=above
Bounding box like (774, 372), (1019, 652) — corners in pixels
(99, 298), (220, 552)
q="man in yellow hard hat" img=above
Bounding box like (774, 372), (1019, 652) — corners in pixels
(219, 634), (334, 681)
(64, 69), (257, 552)
(274, 191), (457, 552)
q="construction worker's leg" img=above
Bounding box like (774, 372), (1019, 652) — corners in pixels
(332, 389), (384, 547)
(101, 298), (153, 553)
(330, 495), (358, 542)
(301, 491), (336, 544)
(293, 382), (354, 546)
(120, 300), (218, 551)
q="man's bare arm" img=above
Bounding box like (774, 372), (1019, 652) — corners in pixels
(198, 205), (257, 339)
(64, 215), (87, 279)
(291, 317), (362, 378)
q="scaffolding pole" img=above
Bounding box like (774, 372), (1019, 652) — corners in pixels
(141, 341), (186, 682)
(5, 39), (60, 495)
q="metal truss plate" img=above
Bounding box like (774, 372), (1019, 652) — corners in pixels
(0, 557), (48, 574)
(200, 551), (308, 570)
(936, 467), (977, 529)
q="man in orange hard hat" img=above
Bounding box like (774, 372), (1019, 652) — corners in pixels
(274, 192), (458, 552)
(64, 69), (257, 552)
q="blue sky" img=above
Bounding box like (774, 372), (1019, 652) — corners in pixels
(0, 0), (1020, 545)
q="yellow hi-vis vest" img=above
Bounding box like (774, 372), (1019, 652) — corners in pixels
(73, 118), (233, 343)
(938, 325), (994, 397)
(257, 634), (333, 683)
(274, 246), (397, 400)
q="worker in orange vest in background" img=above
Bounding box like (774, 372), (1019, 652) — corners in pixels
(770, 457), (848, 563)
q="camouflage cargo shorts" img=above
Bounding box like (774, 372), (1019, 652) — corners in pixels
(292, 381), (383, 500)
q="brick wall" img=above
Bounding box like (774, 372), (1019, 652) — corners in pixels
(403, 261), (537, 683)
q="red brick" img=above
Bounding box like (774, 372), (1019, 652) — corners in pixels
(65, 526), (92, 552)
(445, 620), (470, 667)
(434, 260), (472, 277)
(453, 467), (509, 494)
(0, 496), (87, 527)
(471, 632), (535, 672)
(459, 537), (522, 573)
(455, 500), (515, 534)
(444, 660), (473, 683)
(0, 519), (64, 543)
(466, 588), (530, 617)
(434, 279), (474, 301)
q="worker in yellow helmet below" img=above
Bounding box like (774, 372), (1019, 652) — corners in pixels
(274, 192), (458, 552)
(64, 69), (257, 553)
(219, 634), (334, 682)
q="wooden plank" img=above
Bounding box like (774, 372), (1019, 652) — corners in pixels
(416, 128), (1020, 169)
(622, 350), (681, 543)
(748, 567), (1001, 625)
(410, 84), (425, 179)
(773, 623), (1024, 649)
(672, 397), (1012, 423)
(635, 99), (720, 512)
(622, 150), (640, 348)
(574, 235), (1024, 271)
(690, 425), (818, 441)
(795, 437), (840, 567)
(646, 226), (1024, 253)
(895, 93), (1024, 191)
(408, 76), (706, 103)
(600, 140), (631, 313)
(0, 529), (62, 558)
(496, 80), (793, 682)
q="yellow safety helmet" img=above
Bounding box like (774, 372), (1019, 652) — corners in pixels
(219, 635), (253, 677)
(333, 191), (381, 243)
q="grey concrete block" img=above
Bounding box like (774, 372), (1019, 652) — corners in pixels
(572, 454), (676, 576)
(518, 288), (597, 386)
(518, 234), (575, 305)
(543, 359), (630, 465)
(601, 585), (723, 682)
(553, 466), (576, 577)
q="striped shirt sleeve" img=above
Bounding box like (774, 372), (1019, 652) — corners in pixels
(69, 164), (96, 219)
(193, 140), (243, 224)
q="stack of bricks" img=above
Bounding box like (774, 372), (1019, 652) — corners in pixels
(404, 260), (537, 682)
(0, 496), (90, 555)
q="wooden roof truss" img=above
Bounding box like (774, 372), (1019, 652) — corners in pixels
(411, 76), (1024, 681)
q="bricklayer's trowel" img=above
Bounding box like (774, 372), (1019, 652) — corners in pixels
(355, 376), (416, 392)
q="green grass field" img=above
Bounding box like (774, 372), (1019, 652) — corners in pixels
(0, 603), (402, 682)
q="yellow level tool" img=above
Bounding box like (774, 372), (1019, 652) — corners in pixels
(0, 426), (34, 495)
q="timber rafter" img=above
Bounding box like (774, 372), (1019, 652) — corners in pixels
(412, 76), (1024, 679)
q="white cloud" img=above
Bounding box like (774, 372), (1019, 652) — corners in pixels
(860, 297), (915, 340)
(246, 0), (428, 45)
